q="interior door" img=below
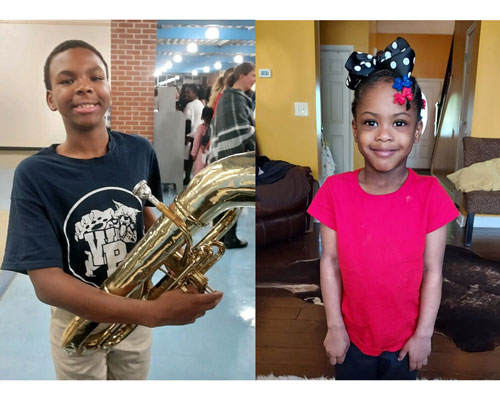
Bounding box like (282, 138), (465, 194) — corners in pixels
(320, 46), (353, 174)
(407, 79), (443, 169)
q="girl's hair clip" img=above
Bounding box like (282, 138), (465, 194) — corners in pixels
(393, 85), (413, 105)
(392, 75), (412, 91)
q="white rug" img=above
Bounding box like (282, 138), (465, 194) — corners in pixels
(257, 373), (331, 380)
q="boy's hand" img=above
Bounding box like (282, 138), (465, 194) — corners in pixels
(398, 334), (432, 371)
(324, 327), (350, 365)
(147, 289), (223, 327)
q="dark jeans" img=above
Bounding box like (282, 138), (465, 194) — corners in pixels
(212, 213), (239, 243)
(335, 343), (418, 380)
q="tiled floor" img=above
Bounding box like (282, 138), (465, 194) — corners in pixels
(0, 156), (255, 380)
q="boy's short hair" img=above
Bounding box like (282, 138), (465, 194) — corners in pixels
(44, 40), (109, 90)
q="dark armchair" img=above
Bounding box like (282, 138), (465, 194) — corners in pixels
(462, 137), (500, 247)
(256, 157), (317, 247)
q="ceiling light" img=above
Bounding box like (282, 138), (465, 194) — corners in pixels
(214, 61), (222, 70)
(173, 54), (182, 63)
(154, 70), (161, 77)
(234, 55), (243, 64)
(203, 66), (210, 73)
(205, 27), (219, 40)
(187, 42), (198, 53)
(192, 69), (199, 76)
(165, 61), (173, 69)
(175, 75), (180, 80)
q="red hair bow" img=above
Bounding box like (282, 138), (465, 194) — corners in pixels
(393, 87), (413, 105)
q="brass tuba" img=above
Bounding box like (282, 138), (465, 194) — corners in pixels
(62, 151), (255, 354)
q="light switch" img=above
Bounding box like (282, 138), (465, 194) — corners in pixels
(294, 102), (308, 117)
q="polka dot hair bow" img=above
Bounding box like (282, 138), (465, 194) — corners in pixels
(344, 37), (416, 90)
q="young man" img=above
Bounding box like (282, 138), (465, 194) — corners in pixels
(1, 40), (222, 380)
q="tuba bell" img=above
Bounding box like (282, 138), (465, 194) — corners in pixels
(61, 151), (255, 354)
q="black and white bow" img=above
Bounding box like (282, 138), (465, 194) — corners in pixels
(344, 37), (416, 90)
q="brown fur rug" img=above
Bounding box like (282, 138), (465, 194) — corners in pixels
(435, 245), (500, 352)
(262, 245), (500, 353)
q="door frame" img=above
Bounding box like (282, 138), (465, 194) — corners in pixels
(456, 21), (478, 172)
(319, 45), (354, 179)
(407, 78), (443, 169)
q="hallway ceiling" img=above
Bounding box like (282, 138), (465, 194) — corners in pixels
(155, 20), (255, 76)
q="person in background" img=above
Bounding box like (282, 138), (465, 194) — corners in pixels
(190, 106), (213, 177)
(198, 85), (210, 106)
(184, 84), (204, 136)
(208, 62), (256, 249)
(176, 84), (188, 112)
(208, 67), (235, 113)
(183, 84), (204, 185)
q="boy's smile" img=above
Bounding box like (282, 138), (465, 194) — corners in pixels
(73, 103), (101, 114)
(46, 47), (110, 133)
(352, 82), (422, 176)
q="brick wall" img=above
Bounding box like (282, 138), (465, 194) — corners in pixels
(110, 20), (157, 141)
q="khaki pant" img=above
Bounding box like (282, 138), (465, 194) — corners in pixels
(50, 307), (152, 380)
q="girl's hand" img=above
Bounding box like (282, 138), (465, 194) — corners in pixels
(398, 334), (432, 371)
(324, 327), (350, 365)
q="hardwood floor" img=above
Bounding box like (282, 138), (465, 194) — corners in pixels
(256, 221), (500, 380)
(257, 287), (331, 378)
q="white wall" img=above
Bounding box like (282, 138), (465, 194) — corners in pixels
(0, 21), (110, 148)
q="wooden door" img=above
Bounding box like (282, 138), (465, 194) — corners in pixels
(320, 46), (353, 174)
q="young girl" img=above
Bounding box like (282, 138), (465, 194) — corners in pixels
(190, 106), (213, 176)
(307, 37), (458, 380)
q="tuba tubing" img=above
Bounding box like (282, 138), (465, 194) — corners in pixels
(61, 151), (255, 354)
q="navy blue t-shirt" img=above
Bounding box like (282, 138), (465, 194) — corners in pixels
(1, 130), (163, 288)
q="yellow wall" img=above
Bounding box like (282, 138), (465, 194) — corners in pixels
(375, 34), (452, 79)
(255, 21), (320, 177)
(320, 20), (370, 52)
(471, 21), (500, 138)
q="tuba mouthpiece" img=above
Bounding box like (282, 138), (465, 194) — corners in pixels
(133, 180), (160, 207)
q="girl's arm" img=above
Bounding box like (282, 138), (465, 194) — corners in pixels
(398, 224), (447, 370)
(320, 223), (350, 365)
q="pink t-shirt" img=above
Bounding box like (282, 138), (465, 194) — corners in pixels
(307, 169), (459, 356)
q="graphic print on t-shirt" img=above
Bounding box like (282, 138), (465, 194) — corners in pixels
(64, 187), (143, 287)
